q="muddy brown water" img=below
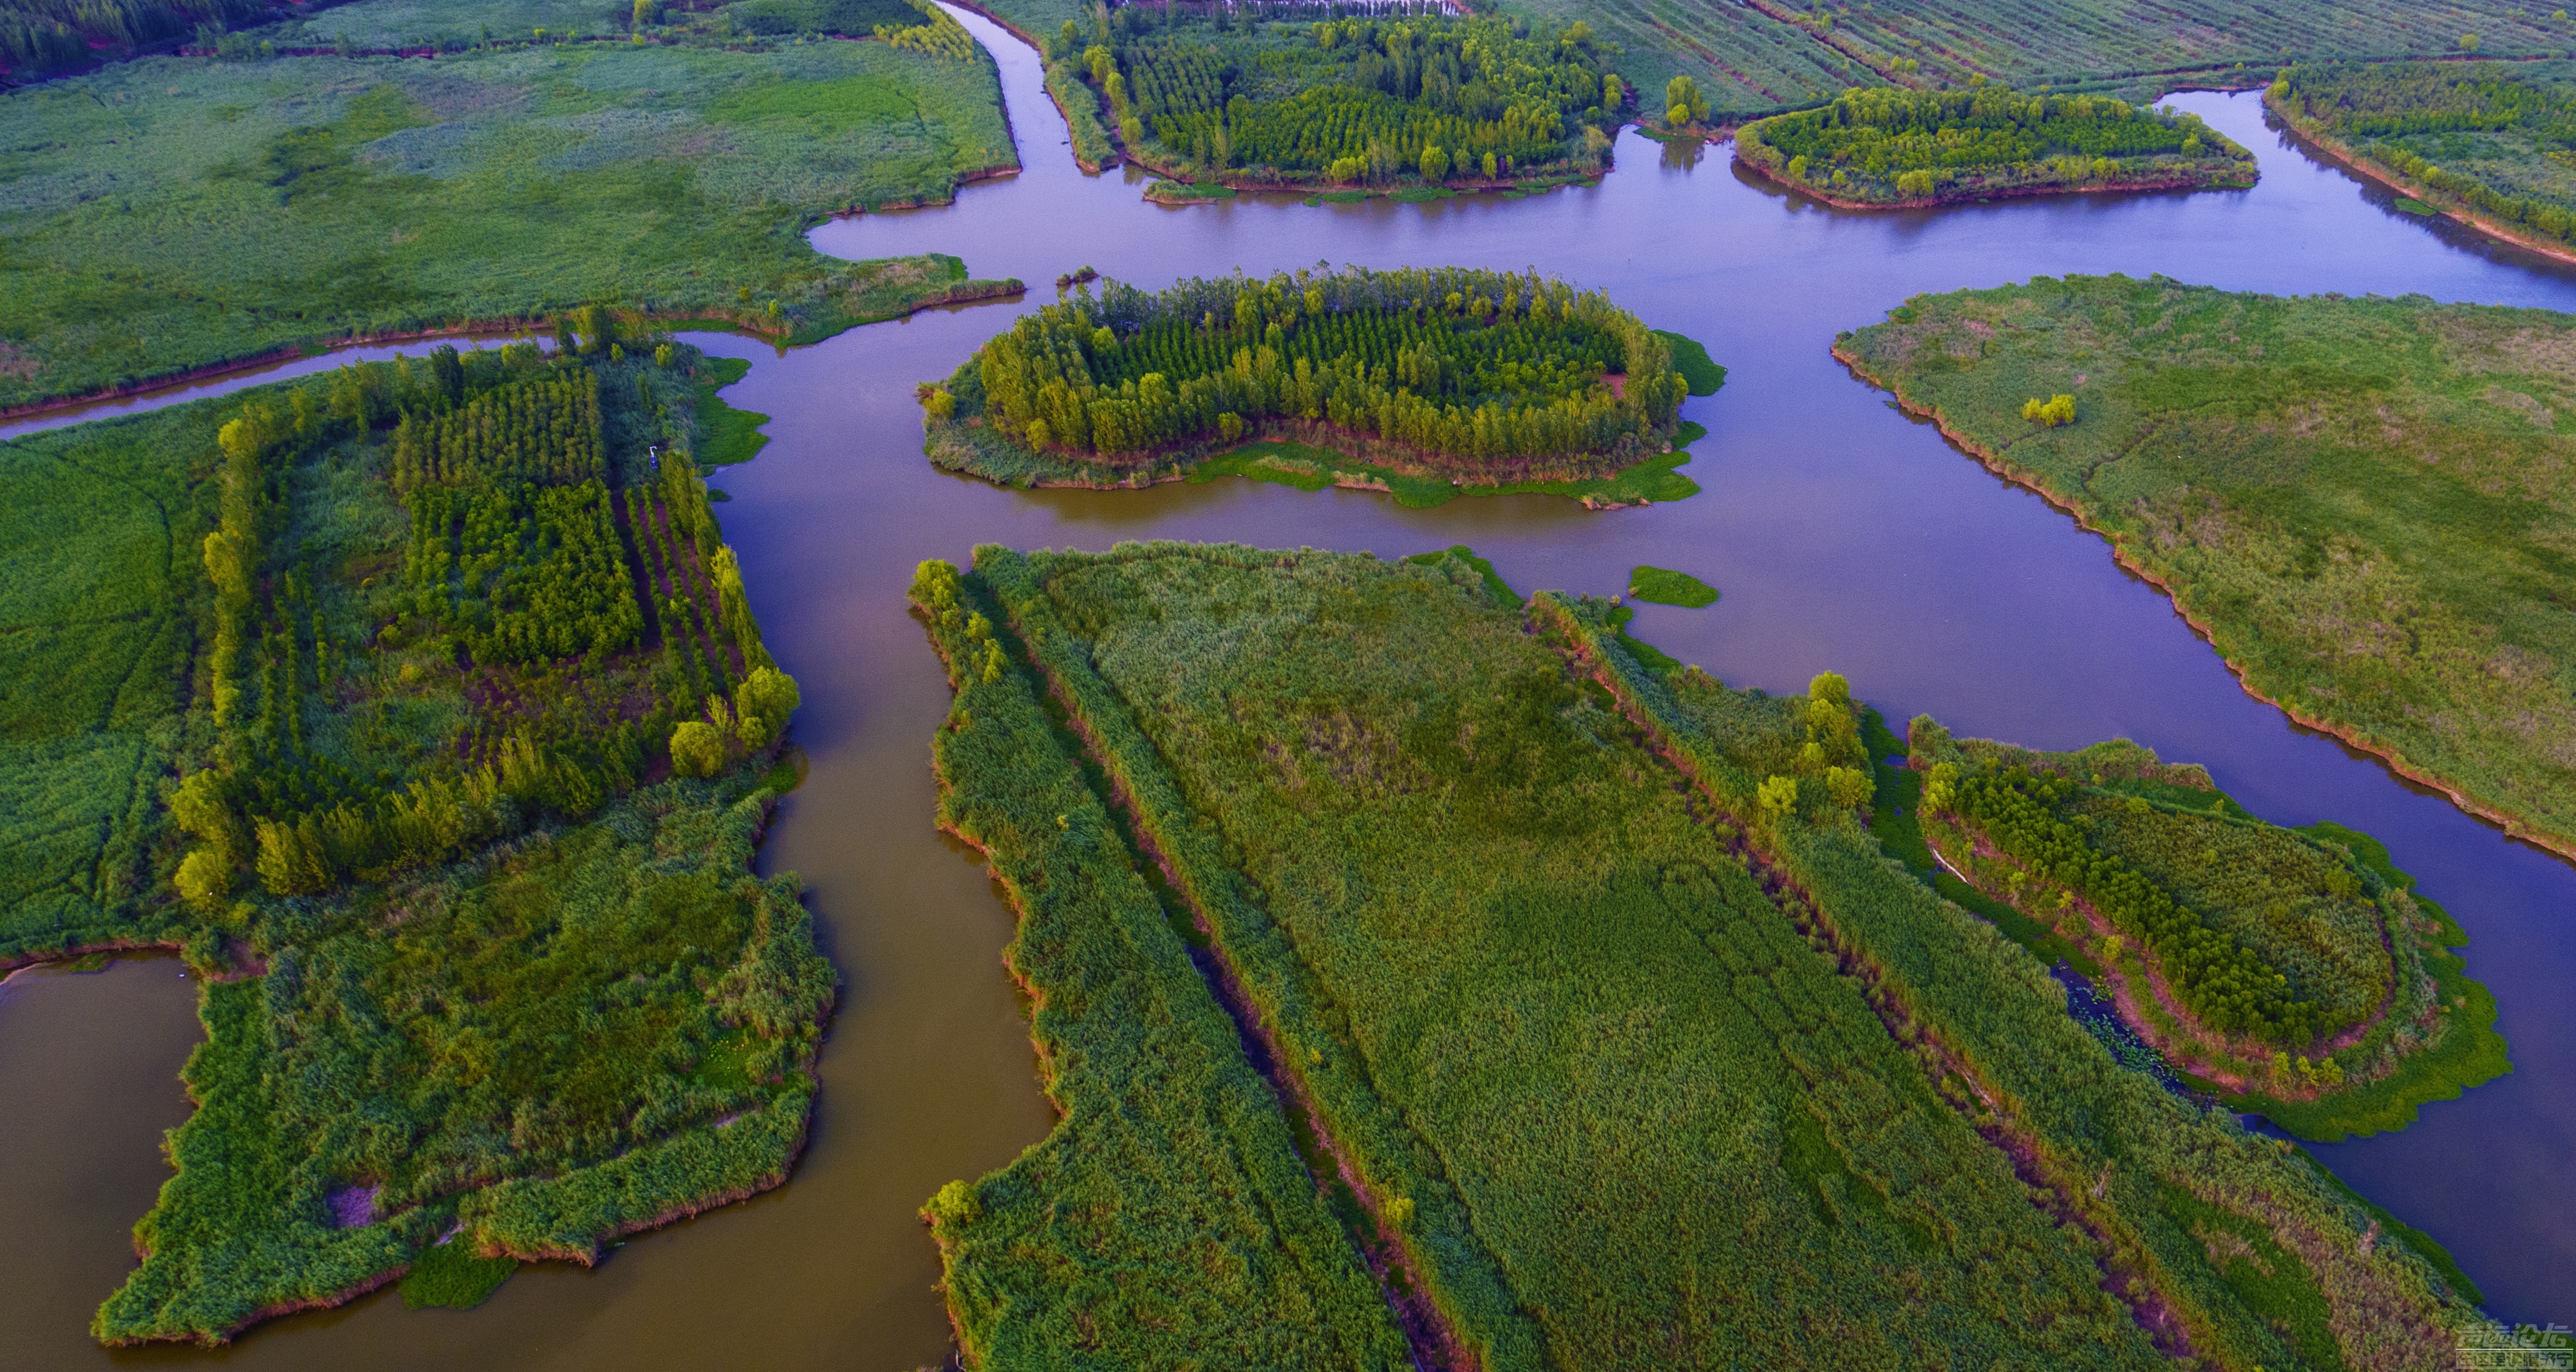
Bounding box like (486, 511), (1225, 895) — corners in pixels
(4, 11), (2573, 1363)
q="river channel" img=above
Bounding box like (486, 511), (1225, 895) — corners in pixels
(4, 10), (2572, 1365)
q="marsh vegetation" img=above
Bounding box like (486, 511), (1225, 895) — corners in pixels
(912, 540), (2483, 1370)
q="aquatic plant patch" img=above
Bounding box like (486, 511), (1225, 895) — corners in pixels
(1838, 275), (2576, 860)
(914, 539), (2482, 1368)
(1737, 87), (2255, 204)
(0, 37), (1018, 410)
(920, 265), (1693, 495)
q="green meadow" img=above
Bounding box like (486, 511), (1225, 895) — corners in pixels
(0, 30), (1016, 409)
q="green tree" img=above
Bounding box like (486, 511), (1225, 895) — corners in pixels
(631, 0), (654, 29)
(1666, 75), (1708, 126)
(670, 721), (728, 778)
(734, 666), (802, 748)
(1758, 774), (1799, 817)
(1420, 144), (1450, 181)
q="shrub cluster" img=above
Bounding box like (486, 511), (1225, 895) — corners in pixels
(2282, 61), (2576, 245)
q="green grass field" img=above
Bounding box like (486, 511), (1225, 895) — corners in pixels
(2, 337), (834, 1345)
(0, 30), (1017, 410)
(918, 540), (2479, 1369)
(1626, 564), (1718, 605)
(1900, 718), (2507, 1138)
(1839, 276), (2576, 862)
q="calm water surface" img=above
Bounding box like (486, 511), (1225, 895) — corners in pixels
(4, 12), (2572, 1364)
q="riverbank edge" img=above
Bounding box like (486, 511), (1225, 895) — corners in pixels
(1732, 157), (2254, 211)
(1831, 339), (2576, 867)
(0, 276), (1023, 426)
(928, 417), (1693, 509)
(2261, 89), (2576, 270)
(936, 0), (1121, 173)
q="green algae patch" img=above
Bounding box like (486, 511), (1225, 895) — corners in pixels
(1627, 565), (1719, 607)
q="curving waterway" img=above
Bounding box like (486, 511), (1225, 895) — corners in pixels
(4, 10), (2572, 1364)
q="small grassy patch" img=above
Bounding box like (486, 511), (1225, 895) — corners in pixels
(1653, 331), (1728, 396)
(692, 357), (770, 468)
(400, 1241), (519, 1311)
(1403, 545), (1522, 608)
(1388, 185), (1454, 203)
(1627, 565), (1719, 608)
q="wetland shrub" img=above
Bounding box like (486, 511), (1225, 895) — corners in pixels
(3, 336), (825, 1344)
(2279, 60), (2576, 247)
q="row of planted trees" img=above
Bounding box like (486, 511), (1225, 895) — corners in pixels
(174, 342), (797, 908)
(1921, 766), (2325, 1044)
(1738, 85), (2246, 198)
(938, 266), (1684, 472)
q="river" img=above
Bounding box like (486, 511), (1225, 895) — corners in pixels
(1, 9), (2569, 1366)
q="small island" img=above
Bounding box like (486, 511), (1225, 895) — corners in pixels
(1735, 87), (2256, 207)
(919, 266), (1704, 507)
(1897, 719), (2506, 1139)
(1038, 8), (1628, 197)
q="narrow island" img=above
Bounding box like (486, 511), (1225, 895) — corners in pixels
(1033, 7), (1629, 200)
(1735, 86), (2256, 207)
(2269, 60), (2576, 265)
(919, 266), (1710, 507)
(911, 539), (2480, 1370)
(3, 328), (834, 1345)
(1892, 719), (2506, 1139)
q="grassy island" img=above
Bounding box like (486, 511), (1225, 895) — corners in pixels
(1736, 87), (2255, 206)
(1034, 8), (1628, 195)
(0, 0), (1020, 413)
(2, 335), (833, 1345)
(1837, 275), (2576, 862)
(913, 539), (2486, 1371)
(1892, 719), (2506, 1140)
(2271, 61), (2576, 263)
(920, 266), (1697, 503)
